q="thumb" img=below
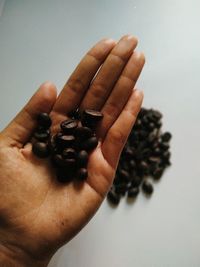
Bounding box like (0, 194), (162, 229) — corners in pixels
(1, 82), (57, 148)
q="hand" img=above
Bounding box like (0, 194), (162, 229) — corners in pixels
(0, 35), (145, 267)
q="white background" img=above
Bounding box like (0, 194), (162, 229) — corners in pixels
(0, 1), (200, 267)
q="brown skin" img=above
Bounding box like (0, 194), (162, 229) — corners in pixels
(0, 35), (145, 267)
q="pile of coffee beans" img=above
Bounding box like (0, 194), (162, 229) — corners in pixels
(32, 109), (103, 183)
(107, 107), (172, 205)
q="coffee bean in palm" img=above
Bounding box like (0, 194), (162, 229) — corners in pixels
(77, 150), (88, 167)
(75, 126), (93, 140)
(107, 190), (120, 205)
(56, 168), (73, 183)
(77, 168), (88, 180)
(62, 148), (76, 159)
(52, 154), (64, 167)
(34, 128), (50, 141)
(81, 109), (103, 128)
(60, 119), (78, 134)
(37, 113), (52, 129)
(32, 142), (50, 158)
(142, 180), (154, 195)
(68, 108), (81, 120)
(56, 134), (75, 149)
(63, 158), (76, 169)
(128, 187), (139, 198)
(80, 136), (98, 151)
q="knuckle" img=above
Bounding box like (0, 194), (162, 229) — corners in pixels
(67, 78), (84, 94)
(89, 82), (105, 99)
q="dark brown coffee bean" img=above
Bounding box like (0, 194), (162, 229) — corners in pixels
(115, 183), (127, 196)
(128, 187), (139, 198)
(80, 136), (98, 151)
(75, 126), (93, 140)
(56, 134), (75, 148)
(77, 150), (88, 167)
(77, 168), (88, 180)
(34, 129), (50, 141)
(60, 119), (78, 134)
(81, 109), (103, 128)
(52, 154), (65, 167)
(68, 108), (81, 120)
(107, 190), (120, 205)
(63, 158), (76, 169)
(131, 176), (142, 187)
(118, 169), (130, 182)
(56, 168), (73, 183)
(32, 142), (50, 158)
(161, 132), (172, 142)
(37, 113), (52, 129)
(152, 168), (164, 180)
(142, 180), (153, 195)
(62, 148), (76, 159)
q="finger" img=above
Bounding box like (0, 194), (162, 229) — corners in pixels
(97, 51), (145, 139)
(101, 89), (143, 169)
(2, 82), (57, 147)
(80, 35), (138, 110)
(51, 38), (116, 119)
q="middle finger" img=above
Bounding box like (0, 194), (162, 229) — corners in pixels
(80, 35), (138, 111)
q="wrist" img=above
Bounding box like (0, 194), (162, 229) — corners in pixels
(0, 243), (49, 267)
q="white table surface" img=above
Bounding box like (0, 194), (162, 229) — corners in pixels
(0, 1), (200, 267)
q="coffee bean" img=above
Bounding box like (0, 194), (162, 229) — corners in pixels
(80, 136), (98, 151)
(75, 126), (93, 140)
(128, 187), (139, 198)
(107, 190), (120, 205)
(37, 113), (52, 129)
(77, 150), (88, 167)
(34, 128), (50, 141)
(56, 134), (75, 149)
(68, 108), (81, 120)
(115, 183), (127, 196)
(60, 119), (78, 134)
(56, 168), (73, 183)
(118, 169), (130, 182)
(62, 148), (76, 159)
(152, 168), (163, 180)
(77, 168), (88, 180)
(32, 142), (50, 158)
(142, 180), (153, 195)
(161, 132), (172, 142)
(52, 154), (64, 167)
(131, 176), (142, 187)
(81, 109), (103, 128)
(63, 158), (76, 169)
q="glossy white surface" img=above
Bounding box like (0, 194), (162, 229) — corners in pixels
(0, 1), (200, 266)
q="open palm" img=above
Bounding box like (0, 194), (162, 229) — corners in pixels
(0, 36), (145, 266)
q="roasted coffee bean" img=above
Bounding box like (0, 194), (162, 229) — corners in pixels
(37, 113), (52, 129)
(131, 176), (142, 187)
(159, 142), (170, 151)
(63, 158), (76, 169)
(62, 148), (76, 159)
(118, 169), (130, 182)
(56, 168), (73, 183)
(60, 119), (78, 134)
(32, 142), (50, 158)
(142, 180), (154, 195)
(68, 108), (81, 120)
(81, 109), (103, 128)
(80, 136), (98, 151)
(34, 129), (50, 141)
(52, 154), (65, 167)
(107, 190), (120, 205)
(129, 160), (136, 169)
(77, 168), (88, 180)
(161, 132), (172, 142)
(56, 134), (75, 148)
(115, 183), (127, 196)
(77, 150), (88, 167)
(128, 187), (139, 198)
(152, 168), (163, 180)
(75, 126), (93, 140)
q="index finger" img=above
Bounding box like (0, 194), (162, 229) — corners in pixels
(51, 39), (116, 120)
